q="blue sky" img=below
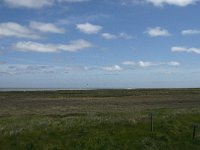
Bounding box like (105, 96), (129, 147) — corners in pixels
(0, 0), (200, 88)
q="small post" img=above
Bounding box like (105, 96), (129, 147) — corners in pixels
(149, 113), (153, 132)
(192, 124), (198, 140)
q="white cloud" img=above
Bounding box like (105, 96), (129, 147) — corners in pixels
(124, 61), (156, 67)
(138, 61), (156, 67)
(181, 29), (200, 35)
(58, 39), (92, 52)
(101, 33), (118, 39)
(30, 21), (65, 34)
(101, 32), (132, 40)
(4, 0), (89, 8)
(13, 39), (92, 53)
(0, 64), (60, 75)
(145, 26), (171, 37)
(122, 61), (136, 65)
(0, 63), (93, 75)
(0, 22), (39, 39)
(14, 42), (59, 53)
(58, 0), (89, 2)
(171, 46), (200, 54)
(4, 0), (53, 8)
(120, 0), (198, 7)
(123, 61), (180, 68)
(102, 65), (123, 71)
(146, 0), (198, 7)
(76, 22), (102, 34)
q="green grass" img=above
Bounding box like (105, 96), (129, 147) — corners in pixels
(1, 89), (200, 149)
(0, 110), (200, 149)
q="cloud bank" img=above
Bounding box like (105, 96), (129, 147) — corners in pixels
(3, 0), (89, 8)
(13, 39), (92, 53)
(146, 0), (198, 7)
(171, 46), (200, 54)
(123, 61), (180, 68)
(181, 29), (200, 35)
(121, 0), (198, 7)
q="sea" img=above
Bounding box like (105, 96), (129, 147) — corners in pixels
(0, 88), (97, 91)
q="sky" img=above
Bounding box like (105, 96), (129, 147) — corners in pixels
(0, 0), (200, 88)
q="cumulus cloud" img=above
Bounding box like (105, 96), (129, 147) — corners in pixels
(123, 61), (180, 68)
(13, 39), (92, 53)
(3, 0), (89, 8)
(4, 0), (53, 8)
(181, 29), (200, 35)
(30, 21), (65, 34)
(171, 46), (200, 54)
(76, 23), (102, 34)
(145, 26), (171, 37)
(101, 32), (132, 40)
(0, 22), (39, 39)
(102, 65), (123, 71)
(146, 0), (198, 7)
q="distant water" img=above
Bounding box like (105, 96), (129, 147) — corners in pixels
(0, 88), (98, 91)
(0, 87), (138, 92)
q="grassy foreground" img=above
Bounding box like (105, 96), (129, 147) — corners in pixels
(0, 89), (200, 149)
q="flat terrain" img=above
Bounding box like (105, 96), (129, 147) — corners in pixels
(0, 89), (200, 149)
